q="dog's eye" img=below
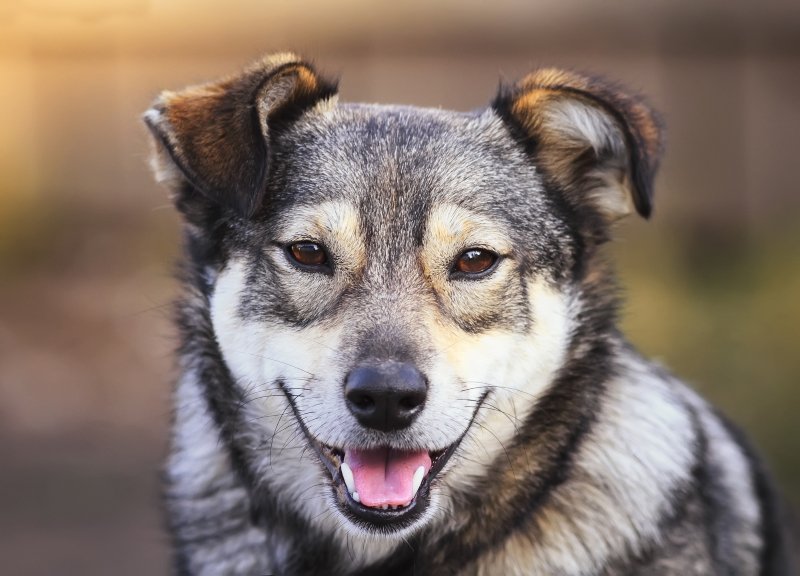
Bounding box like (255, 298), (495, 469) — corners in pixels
(452, 249), (499, 277)
(287, 242), (329, 269)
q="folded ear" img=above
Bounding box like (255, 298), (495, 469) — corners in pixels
(492, 68), (663, 220)
(143, 53), (338, 218)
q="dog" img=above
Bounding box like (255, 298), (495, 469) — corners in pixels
(143, 53), (795, 575)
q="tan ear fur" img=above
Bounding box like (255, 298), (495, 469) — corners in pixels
(493, 68), (663, 220)
(143, 53), (338, 218)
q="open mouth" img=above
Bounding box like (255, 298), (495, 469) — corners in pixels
(318, 443), (450, 528)
(279, 382), (488, 529)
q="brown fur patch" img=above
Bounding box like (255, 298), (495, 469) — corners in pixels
(144, 53), (338, 218)
(495, 67), (663, 220)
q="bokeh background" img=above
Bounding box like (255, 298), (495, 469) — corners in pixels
(1, 1), (798, 574)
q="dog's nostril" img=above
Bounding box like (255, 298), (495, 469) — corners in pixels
(398, 393), (424, 411)
(351, 393), (375, 410)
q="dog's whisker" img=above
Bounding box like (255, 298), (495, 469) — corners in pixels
(461, 383), (542, 400)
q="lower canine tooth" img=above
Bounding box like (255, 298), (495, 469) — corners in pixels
(412, 465), (425, 496)
(340, 462), (355, 495)
(352, 491), (360, 503)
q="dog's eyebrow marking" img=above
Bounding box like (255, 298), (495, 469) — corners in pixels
(278, 200), (366, 275)
(423, 204), (512, 256)
(278, 200), (360, 239)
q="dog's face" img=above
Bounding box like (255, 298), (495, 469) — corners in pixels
(208, 106), (578, 534)
(145, 54), (661, 539)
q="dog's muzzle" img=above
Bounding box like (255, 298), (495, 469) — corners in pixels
(279, 371), (490, 531)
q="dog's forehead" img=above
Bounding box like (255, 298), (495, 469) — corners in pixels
(271, 103), (544, 226)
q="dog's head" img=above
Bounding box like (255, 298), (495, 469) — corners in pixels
(145, 54), (662, 539)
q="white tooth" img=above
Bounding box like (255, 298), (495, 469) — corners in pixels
(381, 504), (388, 510)
(340, 462), (355, 495)
(352, 491), (360, 503)
(412, 465), (425, 496)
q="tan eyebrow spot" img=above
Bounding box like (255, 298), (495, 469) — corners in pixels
(280, 201), (366, 276)
(421, 203), (512, 293)
(426, 204), (511, 244)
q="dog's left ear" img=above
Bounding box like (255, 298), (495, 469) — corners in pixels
(143, 53), (338, 218)
(493, 68), (663, 220)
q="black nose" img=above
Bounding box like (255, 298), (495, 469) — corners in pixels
(344, 362), (428, 432)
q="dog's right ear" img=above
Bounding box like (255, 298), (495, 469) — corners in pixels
(143, 53), (337, 218)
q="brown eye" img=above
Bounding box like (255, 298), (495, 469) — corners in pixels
(287, 242), (328, 269)
(452, 249), (499, 277)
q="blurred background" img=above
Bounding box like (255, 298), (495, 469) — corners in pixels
(1, 1), (798, 573)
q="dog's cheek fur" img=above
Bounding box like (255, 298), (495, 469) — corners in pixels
(425, 277), (573, 494)
(210, 258), (342, 524)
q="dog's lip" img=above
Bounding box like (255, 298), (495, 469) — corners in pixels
(277, 381), (489, 528)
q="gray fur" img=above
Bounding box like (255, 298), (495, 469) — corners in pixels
(145, 55), (795, 575)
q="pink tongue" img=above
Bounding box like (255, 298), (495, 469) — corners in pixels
(344, 448), (431, 508)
